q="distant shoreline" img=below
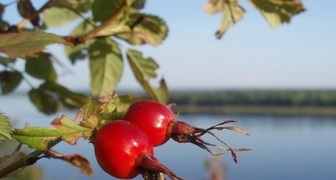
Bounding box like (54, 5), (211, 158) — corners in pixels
(173, 105), (336, 116)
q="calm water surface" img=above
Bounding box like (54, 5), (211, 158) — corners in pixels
(1, 95), (336, 179)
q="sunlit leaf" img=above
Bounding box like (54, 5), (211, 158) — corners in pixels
(204, 0), (245, 39)
(0, 113), (12, 141)
(12, 116), (92, 150)
(12, 127), (59, 150)
(89, 38), (123, 97)
(28, 88), (59, 114)
(249, 0), (305, 27)
(0, 70), (22, 95)
(25, 54), (57, 82)
(43, 7), (80, 27)
(127, 49), (169, 103)
(45, 149), (93, 177)
(115, 13), (168, 46)
(0, 31), (72, 58)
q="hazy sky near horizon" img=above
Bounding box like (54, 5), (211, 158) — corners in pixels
(2, 0), (336, 91)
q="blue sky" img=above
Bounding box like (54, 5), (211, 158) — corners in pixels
(2, 0), (336, 91)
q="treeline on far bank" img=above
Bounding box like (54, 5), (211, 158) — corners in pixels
(168, 90), (336, 107)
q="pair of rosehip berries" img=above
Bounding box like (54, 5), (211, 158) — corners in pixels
(94, 99), (187, 180)
(93, 99), (242, 179)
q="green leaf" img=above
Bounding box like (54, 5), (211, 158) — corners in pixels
(115, 13), (168, 46)
(204, 0), (245, 39)
(0, 31), (72, 58)
(12, 116), (91, 150)
(0, 70), (22, 95)
(92, 0), (124, 22)
(249, 0), (305, 27)
(89, 38), (123, 97)
(39, 81), (88, 108)
(25, 54), (57, 82)
(127, 49), (169, 103)
(43, 7), (80, 27)
(46, 0), (93, 12)
(28, 88), (59, 114)
(12, 127), (59, 150)
(0, 113), (12, 141)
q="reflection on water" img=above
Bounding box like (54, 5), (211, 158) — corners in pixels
(1, 95), (336, 179)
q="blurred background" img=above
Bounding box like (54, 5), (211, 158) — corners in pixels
(1, 0), (336, 179)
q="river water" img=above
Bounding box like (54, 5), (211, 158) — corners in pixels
(1, 95), (336, 180)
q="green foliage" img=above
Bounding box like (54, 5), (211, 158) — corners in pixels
(249, 0), (305, 27)
(0, 0), (306, 179)
(0, 113), (12, 141)
(25, 54), (57, 82)
(89, 38), (123, 97)
(28, 82), (87, 114)
(0, 31), (72, 58)
(205, 0), (245, 39)
(127, 49), (168, 103)
(43, 7), (80, 27)
(115, 13), (168, 46)
(0, 70), (22, 95)
(204, 0), (305, 38)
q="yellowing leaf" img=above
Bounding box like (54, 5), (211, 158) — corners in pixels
(127, 49), (169, 103)
(0, 31), (72, 58)
(89, 38), (123, 97)
(115, 13), (168, 46)
(223, 126), (250, 136)
(0, 113), (12, 141)
(45, 149), (93, 177)
(205, 0), (245, 39)
(249, 0), (305, 27)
